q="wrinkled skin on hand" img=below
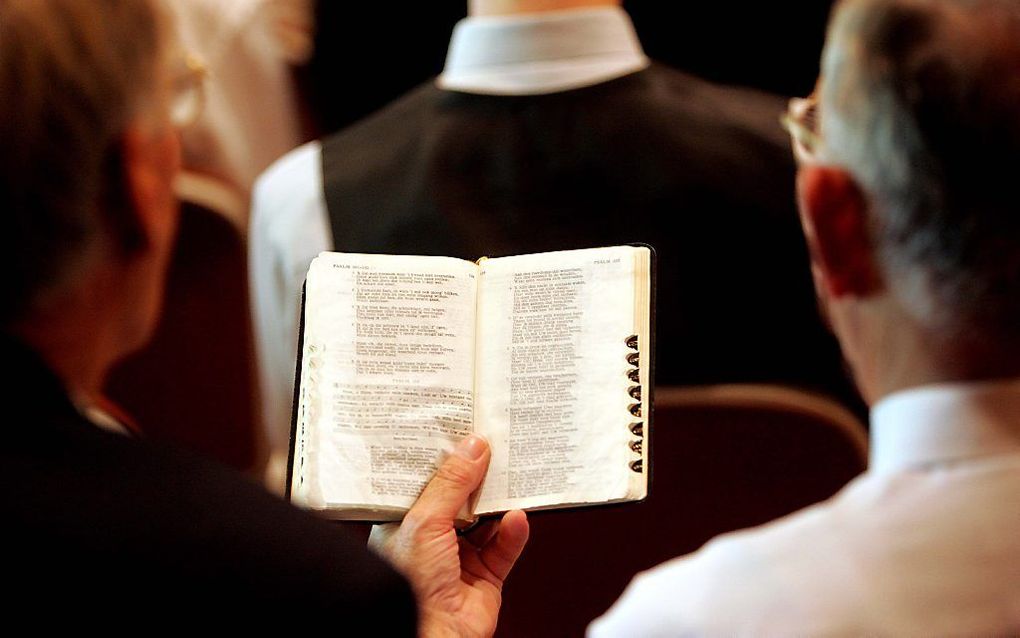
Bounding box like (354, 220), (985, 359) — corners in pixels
(370, 434), (529, 638)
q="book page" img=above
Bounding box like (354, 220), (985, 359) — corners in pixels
(292, 253), (478, 515)
(473, 246), (647, 514)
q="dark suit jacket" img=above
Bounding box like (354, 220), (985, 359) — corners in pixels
(320, 63), (858, 407)
(1, 333), (416, 628)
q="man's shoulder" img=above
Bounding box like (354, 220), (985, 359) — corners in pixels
(592, 462), (1020, 636)
(588, 492), (855, 635)
(253, 140), (323, 218)
(6, 409), (319, 548)
(250, 139), (331, 258)
(312, 67), (792, 177)
(307, 81), (448, 199)
(2, 406), (415, 622)
(639, 62), (788, 105)
(616, 62), (793, 149)
(321, 80), (445, 154)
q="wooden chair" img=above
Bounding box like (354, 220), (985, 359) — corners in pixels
(495, 384), (868, 637)
(106, 190), (261, 473)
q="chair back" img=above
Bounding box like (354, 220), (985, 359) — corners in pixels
(495, 383), (868, 637)
(106, 195), (260, 471)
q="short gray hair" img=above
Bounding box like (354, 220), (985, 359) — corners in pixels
(820, 0), (1020, 344)
(0, 0), (167, 323)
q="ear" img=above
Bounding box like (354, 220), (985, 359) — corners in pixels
(796, 165), (883, 299)
(119, 120), (180, 252)
(118, 123), (172, 252)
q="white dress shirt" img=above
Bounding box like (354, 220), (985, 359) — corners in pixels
(588, 379), (1020, 636)
(249, 7), (649, 489)
(77, 403), (131, 437)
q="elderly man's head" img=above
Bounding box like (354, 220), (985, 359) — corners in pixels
(0, 0), (185, 366)
(794, 0), (1020, 399)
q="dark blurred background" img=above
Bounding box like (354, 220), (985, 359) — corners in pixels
(305, 1), (834, 136)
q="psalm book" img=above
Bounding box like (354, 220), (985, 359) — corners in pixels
(287, 245), (653, 522)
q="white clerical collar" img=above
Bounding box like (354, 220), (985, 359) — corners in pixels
(869, 378), (1020, 474)
(437, 7), (649, 96)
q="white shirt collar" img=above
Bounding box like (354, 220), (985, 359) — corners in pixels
(75, 400), (131, 437)
(870, 378), (1020, 473)
(437, 7), (649, 96)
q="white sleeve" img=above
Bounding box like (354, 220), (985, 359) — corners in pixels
(586, 563), (697, 638)
(586, 519), (809, 637)
(586, 542), (735, 638)
(248, 140), (331, 490)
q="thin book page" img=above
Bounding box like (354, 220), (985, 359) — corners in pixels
(472, 245), (646, 515)
(292, 252), (478, 515)
(627, 248), (652, 499)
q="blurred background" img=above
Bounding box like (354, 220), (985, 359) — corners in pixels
(306, 1), (835, 136)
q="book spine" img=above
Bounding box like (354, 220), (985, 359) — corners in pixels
(626, 334), (644, 473)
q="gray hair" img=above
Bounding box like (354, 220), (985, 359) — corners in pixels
(0, 0), (168, 323)
(820, 0), (1020, 344)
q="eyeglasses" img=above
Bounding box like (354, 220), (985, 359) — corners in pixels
(782, 91), (819, 164)
(169, 52), (207, 129)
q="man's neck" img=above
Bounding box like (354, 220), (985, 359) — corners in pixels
(8, 270), (136, 402)
(848, 301), (1020, 405)
(11, 320), (111, 404)
(469, 0), (619, 17)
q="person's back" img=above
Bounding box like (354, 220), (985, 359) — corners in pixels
(591, 0), (1020, 633)
(321, 62), (840, 385)
(251, 2), (858, 480)
(592, 381), (1020, 635)
(1, 336), (411, 621)
(0, 1), (415, 626)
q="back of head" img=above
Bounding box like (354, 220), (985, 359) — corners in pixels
(0, 0), (165, 325)
(820, 0), (1020, 354)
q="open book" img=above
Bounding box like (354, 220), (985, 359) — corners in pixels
(287, 245), (653, 521)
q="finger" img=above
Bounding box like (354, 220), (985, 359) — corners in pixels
(407, 433), (490, 527)
(464, 518), (499, 548)
(478, 509), (529, 583)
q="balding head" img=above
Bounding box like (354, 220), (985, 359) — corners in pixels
(818, 0), (1020, 349)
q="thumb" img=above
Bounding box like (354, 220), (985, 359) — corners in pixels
(407, 433), (490, 527)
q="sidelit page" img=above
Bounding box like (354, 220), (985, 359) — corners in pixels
(291, 252), (478, 519)
(472, 245), (649, 515)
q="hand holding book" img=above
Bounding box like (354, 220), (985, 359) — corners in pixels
(369, 434), (529, 638)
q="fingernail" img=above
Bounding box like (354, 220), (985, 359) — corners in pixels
(455, 434), (486, 460)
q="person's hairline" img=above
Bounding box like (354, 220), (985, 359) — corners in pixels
(0, 0), (174, 325)
(815, 0), (1020, 359)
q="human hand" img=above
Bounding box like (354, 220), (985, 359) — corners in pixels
(369, 434), (529, 638)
